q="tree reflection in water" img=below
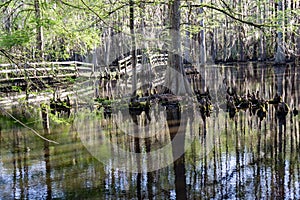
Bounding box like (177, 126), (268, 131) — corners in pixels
(0, 63), (299, 199)
(42, 106), (52, 200)
(166, 103), (187, 200)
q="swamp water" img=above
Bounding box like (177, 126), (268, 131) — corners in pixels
(0, 63), (299, 199)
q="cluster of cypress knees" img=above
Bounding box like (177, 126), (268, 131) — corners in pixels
(49, 95), (71, 116)
(95, 86), (298, 122)
(195, 86), (298, 121)
(224, 87), (297, 121)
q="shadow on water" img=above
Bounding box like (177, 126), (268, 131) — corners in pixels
(0, 62), (299, 199)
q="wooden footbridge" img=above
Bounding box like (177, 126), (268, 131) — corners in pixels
(0, 53), (197, 92)
(0, 54), (167, 82)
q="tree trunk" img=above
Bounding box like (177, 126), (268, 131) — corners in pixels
(211, 0), (217, 63)
(238, 0), (245, 61)
(199, 0), (206, 65)
(259, 1), (267, 61)
(3, 4), (11, 32)
(184, 6), (191, 63)
(223, 17), (228, 61)
(130, 0), (137, 94)
(168, 0), (182, 71)
(165, 0), (190, 95)
(105, 28), (112, 69)
(296, 1), (300, 62)
(275, 0), (286, 63)
(34, 0), (44, 61)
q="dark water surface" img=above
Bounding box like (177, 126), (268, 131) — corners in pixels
(0, 63), (299, 199)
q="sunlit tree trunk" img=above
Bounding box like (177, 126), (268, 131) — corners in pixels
(210, 0), (217, 63)
(130, 0), (137, 94)
(223, 17), (228, 61)
(199, 0), (206, 65)
(296, 1), (300, 62)
(259, 1), (267, 61)
(139, 1), (151, 88)
(34, 0), (44, 60)
(105, 28), (112, 69)
(165, 0), (191, 95)
(266, 0), (275, 59)
(184, 5), (191, 63)
(238, 0), (245, 61)
(275, 0), (286, 63)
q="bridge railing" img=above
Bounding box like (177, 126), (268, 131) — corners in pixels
(149, 54), (168, 66)
(0, 61), (94, 82)
(117, 55), (143, 73)
(117, 53), (169, 74)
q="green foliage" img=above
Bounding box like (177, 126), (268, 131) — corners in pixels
(0, 30), (31, 49)
(65, 76), (76, 83)
(11, 85), (22, 93)
(49, 112), (71, 125)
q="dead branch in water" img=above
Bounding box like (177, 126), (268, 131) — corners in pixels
(0, 107), (59, 144)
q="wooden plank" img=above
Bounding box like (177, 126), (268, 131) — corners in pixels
(0, 73), (77, 82)
(1, 67), (61, 73)
(75, 66), (92, 71)
(0, 61), (94, 68)
(0, 63), (13, 67)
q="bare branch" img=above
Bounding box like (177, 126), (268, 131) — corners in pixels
(80, 0), (110, 27)
(184, 3), (275, 29)
(0, 107), (59, 144)
(58, 0), (86, 10)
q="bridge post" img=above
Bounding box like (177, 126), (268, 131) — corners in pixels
(124, 59), (127, 75)
(73, 62), (77, 74)
(5, 66), (8, 80)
